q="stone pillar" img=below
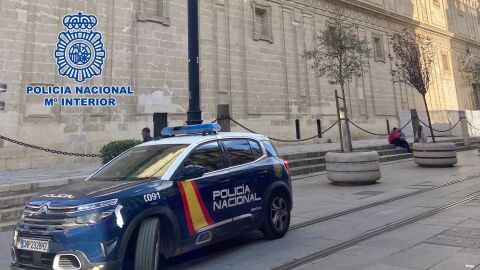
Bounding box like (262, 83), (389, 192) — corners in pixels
(217, 104), (231, 132)
(410, 109), (420, 137)
(459, 110), (471, 148)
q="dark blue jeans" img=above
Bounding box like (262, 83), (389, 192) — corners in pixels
(391, 138), (412, 153)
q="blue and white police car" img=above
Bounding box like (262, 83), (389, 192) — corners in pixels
(11, 124), (292, 270)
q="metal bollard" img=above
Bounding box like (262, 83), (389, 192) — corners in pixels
(295, 119), (301, 140)
(317, 119), (322, 138)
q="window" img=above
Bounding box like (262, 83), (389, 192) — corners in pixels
(441, 52), (451, 73)
(139, 0), (169, 25)
(89, 144), (188, 181)
(373, 35), (385, 62)
(184, 142), (225, 173)
(249, 140), (264, 159)
(456, 0), (465, 16)
(261, 140), (277, 157)
(252, 1), (273, 43)
(223, 139), (256, 166)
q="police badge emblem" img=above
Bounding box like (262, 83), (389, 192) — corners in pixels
(54, 12), (106, 83)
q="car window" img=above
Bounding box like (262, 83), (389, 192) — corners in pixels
(183, 141), (225, 173)
(89, 144), (188, 181)
(223, 139), (256, 167)
(261, 140), (278, 157)
(249, 140), (263, 159)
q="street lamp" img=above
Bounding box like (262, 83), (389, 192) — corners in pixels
(186, 0), (202, 125)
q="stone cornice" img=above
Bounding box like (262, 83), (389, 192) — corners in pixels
(277, 0), (480, 48)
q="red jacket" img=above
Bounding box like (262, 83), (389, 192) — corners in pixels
(388, 131), (400, 144)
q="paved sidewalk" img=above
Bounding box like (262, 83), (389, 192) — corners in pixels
(0, 136), (469, 186)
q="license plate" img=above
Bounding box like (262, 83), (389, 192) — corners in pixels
(17, 238), (49, 253)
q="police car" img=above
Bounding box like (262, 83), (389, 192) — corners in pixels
(11, 124), (292, 270)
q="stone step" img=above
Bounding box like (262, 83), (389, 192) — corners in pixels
(288, 148), (410, 168)
(290, 164), (327, 177)
(0, 221), (17, 232)
(0, 177), (85, 197)
(0, 207), (24, 223)
(0, 193), (37, 210)
(282, 138), (477, 161)
(289, 143), (475, 177)
(380, 152), (413, 162)
(289, 157), (326, 168)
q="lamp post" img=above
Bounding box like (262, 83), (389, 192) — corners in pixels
(186, 0), (202, 125)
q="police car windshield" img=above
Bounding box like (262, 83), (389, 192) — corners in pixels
(89, 144), (188, 181)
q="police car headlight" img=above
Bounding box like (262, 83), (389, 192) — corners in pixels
(76, 198), (118, 212)
(75, 210), (114, 224)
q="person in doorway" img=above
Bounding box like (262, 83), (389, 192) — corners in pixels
(388, 127), (412, 153)
(142, 127), (154, 142)
(414, 125), (428, 143)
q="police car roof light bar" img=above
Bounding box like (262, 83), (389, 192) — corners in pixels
(161, 123), (221, 136)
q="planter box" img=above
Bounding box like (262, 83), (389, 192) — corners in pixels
(413, 143), (457, 167)
(325, 151), (381, 185)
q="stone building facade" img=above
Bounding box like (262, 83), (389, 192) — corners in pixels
(0, 0), (479, 170)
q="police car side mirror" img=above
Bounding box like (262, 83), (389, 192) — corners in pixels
(183, 165), (205, 179)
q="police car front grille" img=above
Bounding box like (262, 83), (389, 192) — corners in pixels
(24, 204), (77, 214)
(20, 217), (76, 231)
(21, 204), (78, 231)
(18, 232), (54, 241)
(17, 250), (55, 270)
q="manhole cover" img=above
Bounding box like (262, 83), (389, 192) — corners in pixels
(425, 228), (480, 248)
(353, 191), (385, 196)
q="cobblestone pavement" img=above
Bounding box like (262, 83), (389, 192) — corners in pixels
(1, 150), (479, 269)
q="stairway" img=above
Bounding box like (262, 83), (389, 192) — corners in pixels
(283, 138), (479, 177)
(0, 177), (84, 232)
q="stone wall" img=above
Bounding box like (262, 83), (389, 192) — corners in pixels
(0, 0), (479, 170)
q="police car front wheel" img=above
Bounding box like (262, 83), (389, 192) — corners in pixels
(262, 190), (290, 239)
(135, 217), (162, 270)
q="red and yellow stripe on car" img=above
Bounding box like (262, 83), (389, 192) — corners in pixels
(178, 180), (213, 235)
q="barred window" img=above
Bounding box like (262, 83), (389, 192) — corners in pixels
(252, 1), (273, 43)
(441, 52), (451, 73)
(139, 0), (169, 25)
(373, 35), (385, 62)
(456, 0), (465, 16)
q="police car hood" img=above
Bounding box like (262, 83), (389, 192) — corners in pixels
(30, 180), (167, 207)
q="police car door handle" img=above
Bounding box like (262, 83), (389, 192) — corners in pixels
(258, 170), (268, 177)
(219, 178), (230, 183)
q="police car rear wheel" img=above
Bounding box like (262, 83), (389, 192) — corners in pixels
(135, 217), (162, 270)
(262, 190), (290, 239)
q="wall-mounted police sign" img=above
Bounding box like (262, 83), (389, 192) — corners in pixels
(54, 12), (106, 83)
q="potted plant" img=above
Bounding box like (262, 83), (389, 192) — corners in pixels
(391, 30), (457, 167)
(304, 9), (380, 184)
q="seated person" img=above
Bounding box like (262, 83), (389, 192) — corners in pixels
(388, 127), (412, 153)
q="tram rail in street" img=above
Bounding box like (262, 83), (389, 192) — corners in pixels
(271, 191), (480, 270)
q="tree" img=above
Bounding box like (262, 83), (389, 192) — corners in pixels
(390, 30), (436, 142)
(304, 9), (371, 152)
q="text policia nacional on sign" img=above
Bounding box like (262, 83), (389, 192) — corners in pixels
(23, 12), (136, 108)
(25, 85), (134, 107)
